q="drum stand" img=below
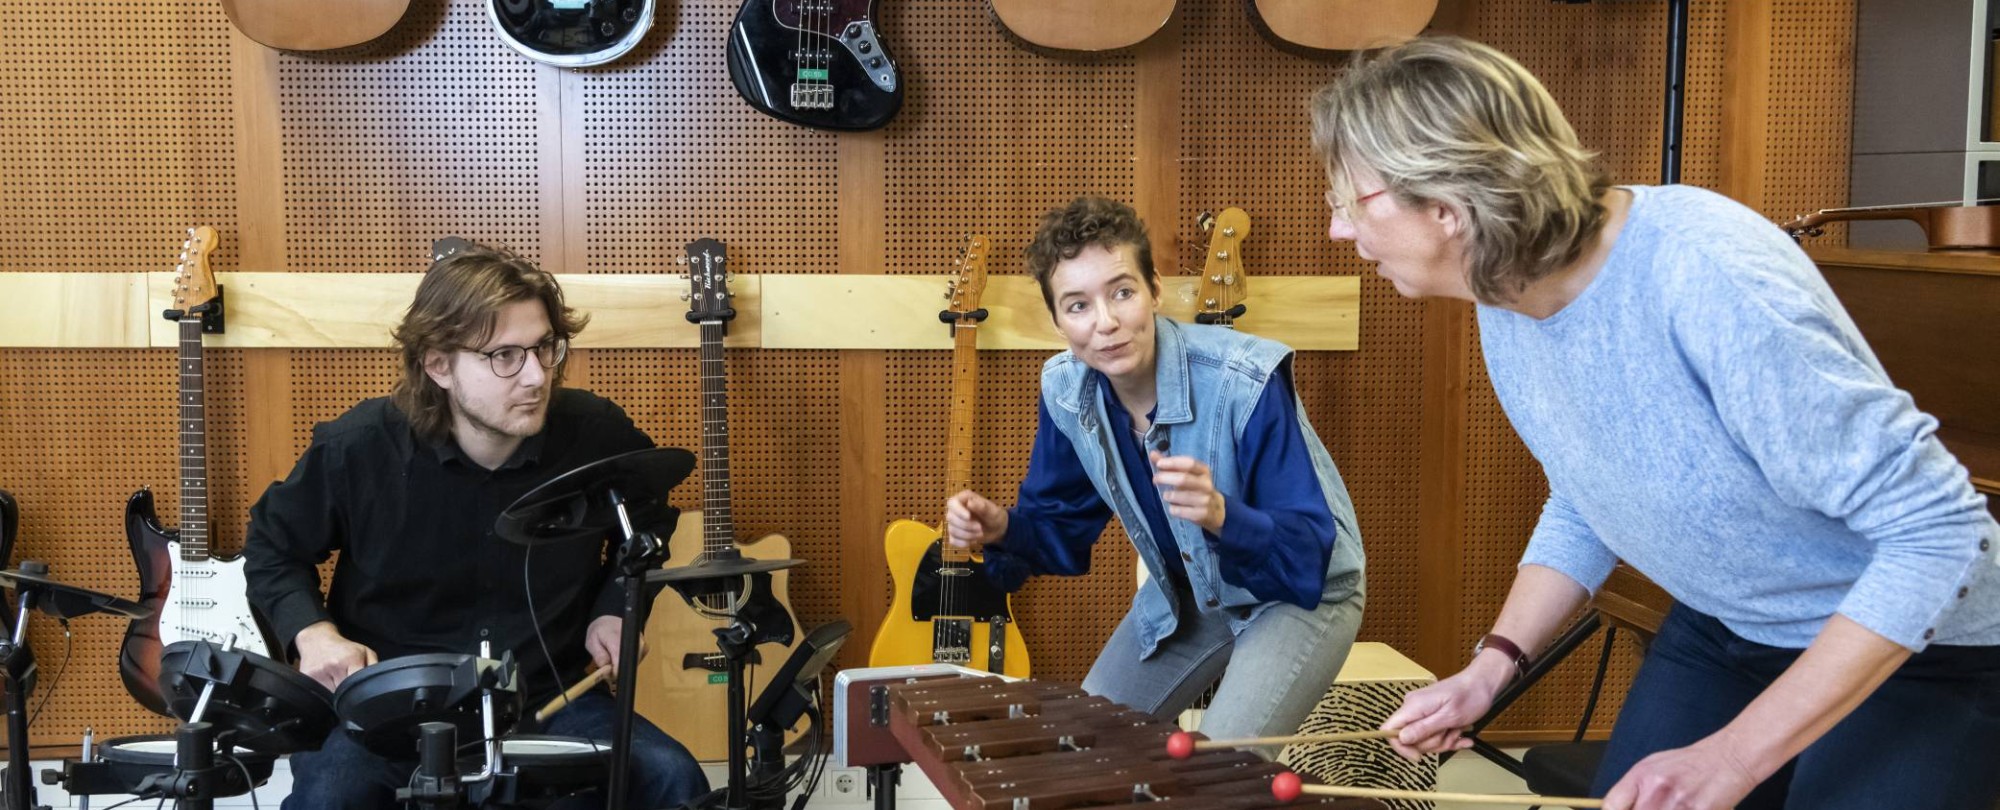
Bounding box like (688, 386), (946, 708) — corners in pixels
(0, 580), (46, 810)
(0, 561), (152, 810)
(109, 639), (270, 810)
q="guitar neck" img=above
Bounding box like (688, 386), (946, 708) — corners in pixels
(942, 318), (980, 559)
(698, 320), (734, 555)
(178, 317), (210, 561)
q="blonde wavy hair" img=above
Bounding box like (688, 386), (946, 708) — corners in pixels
(1310, 36), (1611, 304)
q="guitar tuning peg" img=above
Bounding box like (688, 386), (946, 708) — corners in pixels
(679, 291), (692, 301)
(1216, 250), (1230, 261)
(1197, 211), (1216, 233)
(1222, 226), (1237, 238)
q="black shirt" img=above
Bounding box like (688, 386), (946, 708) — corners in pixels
(243, 389), (656, 704)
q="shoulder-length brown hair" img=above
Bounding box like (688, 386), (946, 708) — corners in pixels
(390, 246), (588, 442)
(1311, 36), (1611, 304)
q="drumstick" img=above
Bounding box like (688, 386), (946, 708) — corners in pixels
(1164, 728), (1399, 759)
(1271, 772), (1604, 808)
(535, 666), (610, 723)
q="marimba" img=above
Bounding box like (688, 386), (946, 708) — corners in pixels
(880, 675), (1386, 810)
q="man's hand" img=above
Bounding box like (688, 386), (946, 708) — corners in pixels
(294, 621), (377, 691)
(585, 615), (645, 680)
(945, 490), (1009, 554)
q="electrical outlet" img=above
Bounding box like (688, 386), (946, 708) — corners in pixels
(823, 767), (866, 802)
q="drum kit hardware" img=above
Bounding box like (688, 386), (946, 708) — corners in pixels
(4, 445), (822, 810)
(496, 446), (807, 810)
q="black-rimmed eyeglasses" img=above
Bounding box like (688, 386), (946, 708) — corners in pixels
(466, 337), (568, 378)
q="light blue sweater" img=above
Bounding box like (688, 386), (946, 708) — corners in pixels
(1480, 184), (2000, 652)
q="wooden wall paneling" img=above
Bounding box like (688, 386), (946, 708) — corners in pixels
(1176, 2), (1427, 662)
(0, 0), (239, 272)
(277, 0), (546, 271)
(0, 274), (153, 348)
(1723, 0), (1776, 212)
(577, 0), (840, 274)
(0, 350), (181, 744)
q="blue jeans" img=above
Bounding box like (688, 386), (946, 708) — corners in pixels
(1592, 604), (2000, 809)
(1081, 583), (1364, 757)
(283, 690), (708, 810)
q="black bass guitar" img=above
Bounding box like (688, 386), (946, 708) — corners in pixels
(725, 0), (902, 131)
(489, 0), (656, 67)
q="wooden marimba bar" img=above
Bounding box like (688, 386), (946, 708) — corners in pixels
(883, 676), (1386, 810)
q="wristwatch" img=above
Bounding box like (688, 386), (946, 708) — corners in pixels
(1472, 633), (1532, 680)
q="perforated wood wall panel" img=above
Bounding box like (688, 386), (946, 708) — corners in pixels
(1179, 4), (1430, 656)
(278, 0), (547, 271)
(0, 351), (182, 742)
(0, 1), (238, 272)
(881, 1), (1139, 275)
(579, 3), (841, 274)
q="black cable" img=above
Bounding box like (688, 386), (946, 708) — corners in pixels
(27, 618), (72, 727)
(222, 752), (260, 810)
(1574, 626), (1618, 743)
(92, 795), (154, 810)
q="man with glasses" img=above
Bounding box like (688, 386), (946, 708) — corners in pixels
(244, 244), (708, 810)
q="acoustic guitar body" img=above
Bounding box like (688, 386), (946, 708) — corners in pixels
(222, 0), (411, 51)
(1246, 0), (1436, 58)
(633, 509), (801, 760)
(986, 0), (1176, 55)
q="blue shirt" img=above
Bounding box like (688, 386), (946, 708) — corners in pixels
(1482, 184), (2000, 651)
(986, 367), (1338, 611)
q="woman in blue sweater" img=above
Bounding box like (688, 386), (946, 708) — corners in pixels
(946, 196), (1367, 751)
(1316, 37), (2000, 810)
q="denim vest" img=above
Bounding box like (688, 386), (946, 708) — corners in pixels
(1039, 316), (1366, 656)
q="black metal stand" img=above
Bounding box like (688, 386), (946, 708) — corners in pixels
(866, 764), (898, 810)
(0, 591), (42, 810)
(718, 617), (754, 810)
(605, 488), (670, 810)
(1662, 0), (1689, 185)
(400, 722), (466, 809)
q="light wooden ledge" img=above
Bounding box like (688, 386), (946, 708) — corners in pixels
(0, 272), (1359, 351)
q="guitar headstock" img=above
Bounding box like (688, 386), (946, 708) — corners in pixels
(682, 238), (734, 323)
(171, 226), (222, 317)
(431, 235), (480, 265)
(1195, 208), (1251, 325)
(946, 235), (990, 314)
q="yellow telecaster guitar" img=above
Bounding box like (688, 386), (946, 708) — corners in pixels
(634, 238), (800, 760)
(869, 236), (1031, 677)
(1193, 207), (1251, 327)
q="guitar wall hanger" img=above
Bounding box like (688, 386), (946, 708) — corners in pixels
(161, 285), (224, 334)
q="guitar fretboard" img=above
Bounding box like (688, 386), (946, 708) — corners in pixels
(698, 319), (733, 557)
(178, 317), (208, 561)
(940, 313), (981, 564)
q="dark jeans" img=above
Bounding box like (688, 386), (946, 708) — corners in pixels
(283, 690), (708, 810)
(1592, 604), (2000, 809)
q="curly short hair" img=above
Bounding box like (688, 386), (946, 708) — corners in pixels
(1311, 36), (1611, 304)
(390, 244), (587, 442)
(1025, 197), (1157, 315)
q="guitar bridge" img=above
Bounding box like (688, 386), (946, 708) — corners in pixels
(790, 82), (834, 110)
(933, 617), (972, 664)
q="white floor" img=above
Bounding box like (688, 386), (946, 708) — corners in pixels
(15, 746), (1548, 809)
